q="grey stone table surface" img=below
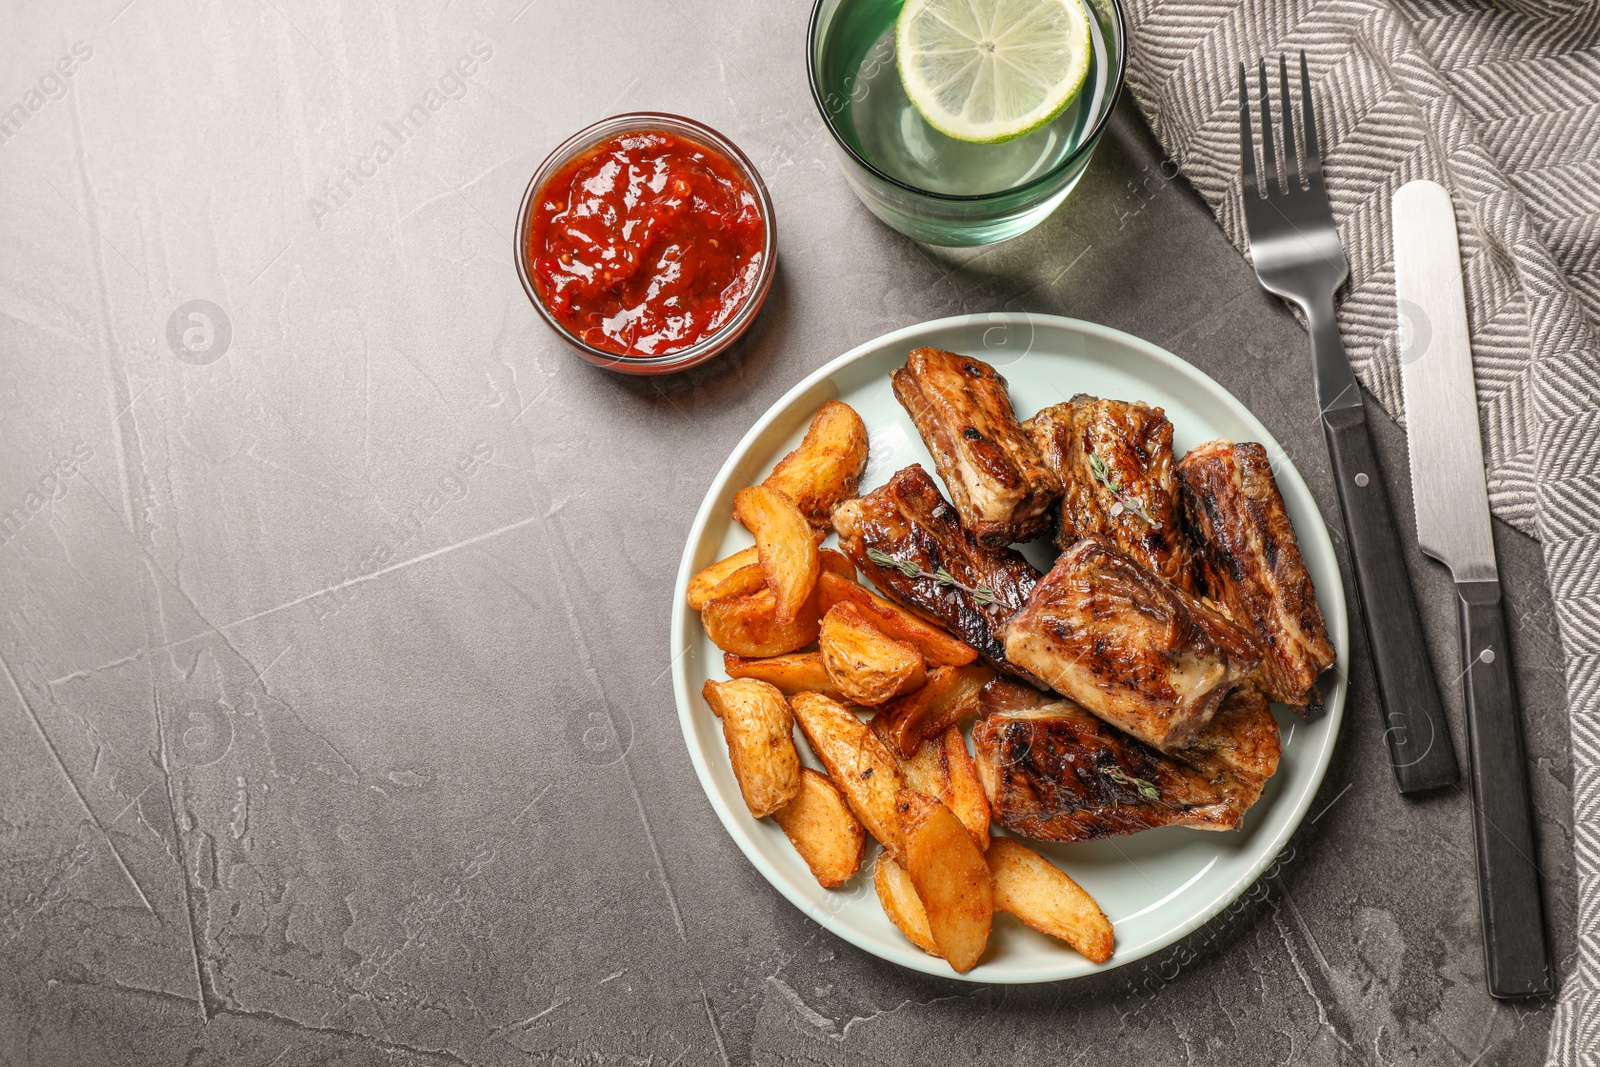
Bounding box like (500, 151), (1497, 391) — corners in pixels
(0, 2), (1576, 1065)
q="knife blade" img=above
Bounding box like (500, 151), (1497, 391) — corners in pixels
(1393, 178), (1553, 998)
(1394, 182), (1497, 583)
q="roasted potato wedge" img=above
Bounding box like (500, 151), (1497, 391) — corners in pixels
(691, 531), (834, 612)
(942, 727), (990, 850)
(700, 563), (766, 607)
(987, 838), (1114, 964)
(702, 587), (819, 658)
(774, 768), (866, 888)
(764, 400), (869, 528)
(817, 572), (978, 667)
(875, 723), (989, 850)
(789, 692), (906, 861)
(734, 486), (819, 625)
(893, 725), (952, 798)
(687, 546), (760, 610)
(898, 789), (993, 973)
(819, 603), (926, 706)
(723, 651), (844, 700)
(702, 679), (802, 818)
(874, 854), (938, 955)
(818, 547), (856, 582)
(872, 663), (995, 758)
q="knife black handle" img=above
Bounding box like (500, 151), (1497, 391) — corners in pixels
(1322, 403), (1460, 792)
(1455, 580), (1553, 997)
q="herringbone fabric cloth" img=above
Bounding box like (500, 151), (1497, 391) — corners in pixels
(1116, 0), (1600, 1057)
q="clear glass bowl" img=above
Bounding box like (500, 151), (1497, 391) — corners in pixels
(807, 0), (1127, 247)
(515, 113), (777, 376)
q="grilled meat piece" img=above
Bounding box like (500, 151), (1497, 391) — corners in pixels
(1002, 537), (1262, 752)
(891, 347), (1061, 546)
(1177, 686), (1281, 804)
(978, 679), (1280, 792)
(971, 678), (1275, 840)
(1024, 395), (1190, 588)
(1178, 441), (1336, 710)
(833, 464), (1041, 675)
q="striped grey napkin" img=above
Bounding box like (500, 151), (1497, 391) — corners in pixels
(1115, 0), (1600, 1057)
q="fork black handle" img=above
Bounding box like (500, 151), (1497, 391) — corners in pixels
(1321, 399), (1461, 793)
(1238, 51), (1460, 794)
(1455, 580), (1553, 997)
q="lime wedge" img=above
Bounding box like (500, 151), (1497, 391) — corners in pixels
(896, 0), (1093, 145)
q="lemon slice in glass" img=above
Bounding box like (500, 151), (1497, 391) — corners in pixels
(896, 0), (1094, 145)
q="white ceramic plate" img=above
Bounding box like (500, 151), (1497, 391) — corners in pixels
(670, 313), (1348, 983)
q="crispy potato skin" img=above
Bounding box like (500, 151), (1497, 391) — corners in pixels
(894, 731), (950, 797)
(790, 693), (907, 861)
(874, 854), (939, 955)
(687, 546), (761, 610)
(816, 572), (978, 667)
(763, 401), (869, 528)
(898, 789), (993, 972)
(942, 728), (991, 850)
(818, 548), (856, 583)
(724, 651), (845, 701)
(702, 679), (802, 818)
(701, 563), (765, 606)
(987, 838), (1113, 963)
(734, 486), (820, 625)
(702, 587), (820, 658)
(872, 663), (994, 758)
(819, 603), (927, 706)
(871, 722), (989, 850)
(774, 769), (866, 888)
(691, 530), (835, 612)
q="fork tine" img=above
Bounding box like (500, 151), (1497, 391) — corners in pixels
(1257, 59), (1279, 195)
(1278, 54), (1299, 188)
(1238, 63), (1258, 196)
(1299, 50), (1323, 181)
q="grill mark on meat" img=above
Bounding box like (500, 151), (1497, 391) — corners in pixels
(1002, 537), (1262, 752)
(970, 678), (1278, 841)
(891, 348), (1060, 546)
(1023, 394), (1191, 589)
(833, 465), (1041, 678)
(1178, 440), (1336, 710)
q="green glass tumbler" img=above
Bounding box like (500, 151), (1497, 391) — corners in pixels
(807, 0), (1127, 247)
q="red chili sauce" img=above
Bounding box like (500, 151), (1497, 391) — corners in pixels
(526, 130), (766, 357)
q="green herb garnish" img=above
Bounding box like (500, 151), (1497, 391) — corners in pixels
(1102, 764), (1161, 802)
(1088, 453), (1158, 527)
(865, 547), (998, 607)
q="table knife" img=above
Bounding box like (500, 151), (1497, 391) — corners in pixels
(1393, 179), (1553, 998)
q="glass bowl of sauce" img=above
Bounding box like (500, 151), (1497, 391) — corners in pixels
(517, 114), (777, 375)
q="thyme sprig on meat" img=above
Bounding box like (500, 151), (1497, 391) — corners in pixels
(865, 547), (999, 607)
(1087, 453), (1159, 527)
(1101, 763), (1161, 802)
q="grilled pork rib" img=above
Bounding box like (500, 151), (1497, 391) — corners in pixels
(891, 347), (1061, 546)
(1024, 395), (1190, 588)
(1178, 686), (1281, 804)
(1178, 441), (1336, 710)
(1002, 537), (1262, 752)
(833, 464), (1041, 675)
(971, 678), (1279, 840)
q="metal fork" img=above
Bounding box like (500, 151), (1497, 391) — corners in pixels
(1239, 53), (1459, 794)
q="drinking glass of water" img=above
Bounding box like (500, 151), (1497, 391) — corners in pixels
(806, 0), (1126, 247)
